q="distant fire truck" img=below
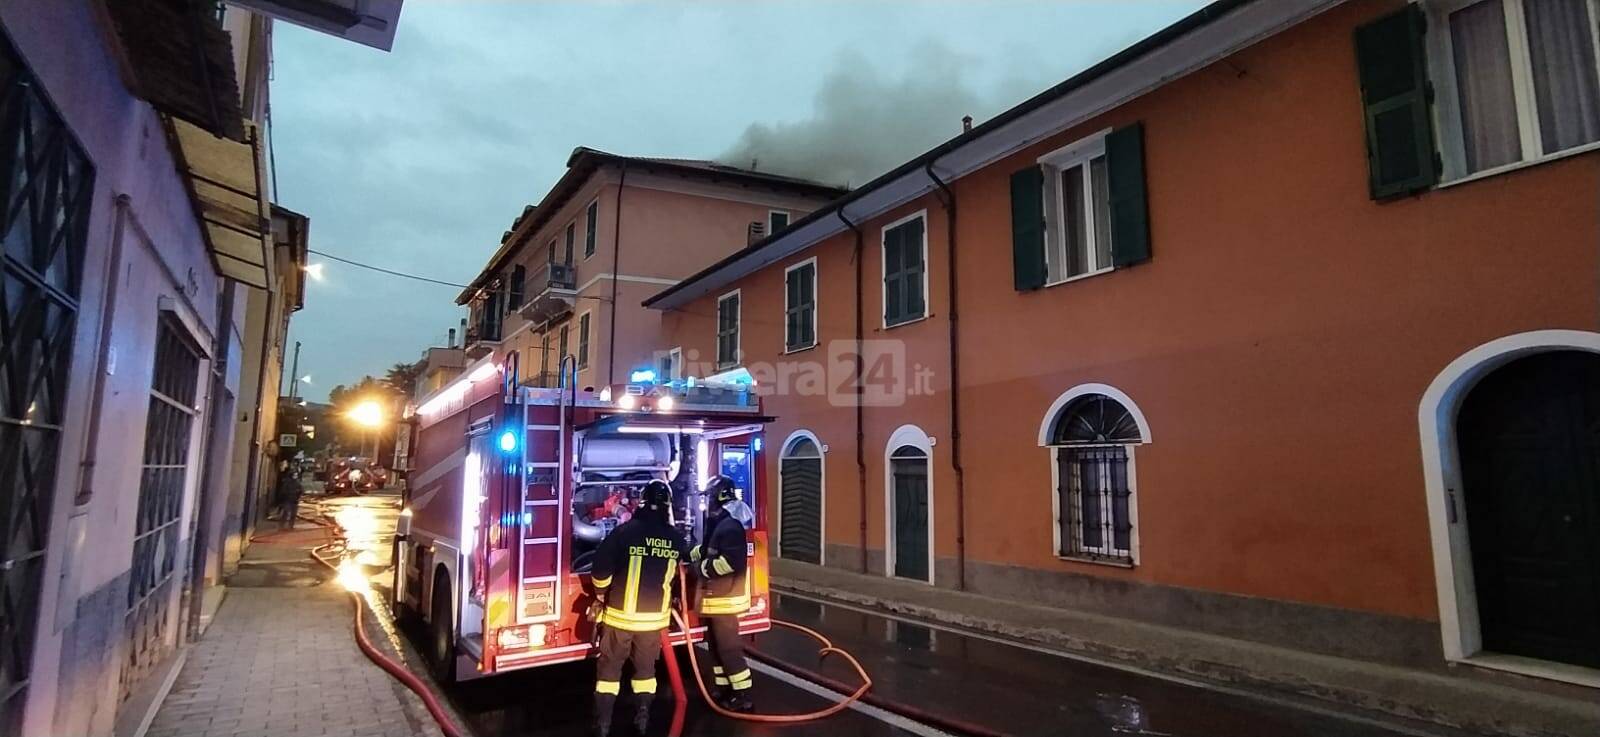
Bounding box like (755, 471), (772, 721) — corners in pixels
(393, 357), (772, 682)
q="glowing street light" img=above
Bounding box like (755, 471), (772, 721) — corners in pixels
(346, 399), (386, 463)
(304, 263), (325, 281)
(347, 400), (384, 428)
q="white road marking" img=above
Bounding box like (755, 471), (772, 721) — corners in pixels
(707, 644), (957, 737)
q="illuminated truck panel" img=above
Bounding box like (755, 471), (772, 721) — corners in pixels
(395, 360), (771, 680)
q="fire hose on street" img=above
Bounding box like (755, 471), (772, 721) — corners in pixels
(300, 503), (997, 737)
(664, 564), (1013, 737)
(306, 509), (467, 737)
(666, 566), (873, 729)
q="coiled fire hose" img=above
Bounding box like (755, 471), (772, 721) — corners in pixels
(669, 566), (873, 725)
(308, 515), (465, 737)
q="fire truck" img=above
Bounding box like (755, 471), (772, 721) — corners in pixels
(393, 356), (772, 682)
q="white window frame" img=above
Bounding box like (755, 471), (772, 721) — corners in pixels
(768, 209), (791, 235)
(1425, 0), (1600, 183)
(884, 424), (935, 585)
(1036, 128), (1114, 287)
(716, 289), (741, 370)
(583, 198), (600, 260)
(879, 210), (929, 329)
(576, 310), (591, 370)
(783, 257), (819, 353)
(667, 346), (683, 380)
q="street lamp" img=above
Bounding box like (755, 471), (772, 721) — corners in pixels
(347, 400), (383, 427)
(346, 400), (384, 461)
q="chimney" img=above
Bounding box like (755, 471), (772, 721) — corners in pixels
(747, 221), (766, 245)
(962, 115), (973, 133)
(447, 328), (456, 348)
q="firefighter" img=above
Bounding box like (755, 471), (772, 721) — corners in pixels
(692, 475), (755, 712)
(590, 479), (687, 737)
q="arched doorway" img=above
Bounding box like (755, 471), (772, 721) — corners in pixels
(886, 425), (933, 583)
(780, 433), (824, 565)
(1458, 351), (1600, 669)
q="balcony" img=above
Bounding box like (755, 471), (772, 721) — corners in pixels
(521, 371), (561, 388)
(463, 323), (501, 360)
(518, 262), (578, 325)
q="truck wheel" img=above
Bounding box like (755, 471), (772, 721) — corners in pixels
(429, 573), (456, 684)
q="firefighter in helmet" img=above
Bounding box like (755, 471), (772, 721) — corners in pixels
(691, 475), (756, 711)
(590, 479), (688, 736)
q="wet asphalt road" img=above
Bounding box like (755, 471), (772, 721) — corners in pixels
(443, 638), (926, 737)
(436, 593), (1447, 737)
(757, 593), (1443, 737)
(313, 488), (1446, 737)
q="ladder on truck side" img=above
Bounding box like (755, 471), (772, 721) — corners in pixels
(516, 356), (577, 625)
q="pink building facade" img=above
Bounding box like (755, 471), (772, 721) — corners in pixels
(458, 149), (845, 389)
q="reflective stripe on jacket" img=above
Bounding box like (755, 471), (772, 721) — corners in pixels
(591, 513), (687, 632)
(696, 514), (751, 615)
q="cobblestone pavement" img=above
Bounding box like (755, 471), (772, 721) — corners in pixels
(147, 493), (442, 737)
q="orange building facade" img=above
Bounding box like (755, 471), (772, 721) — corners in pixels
(645, 0), (1600, 680)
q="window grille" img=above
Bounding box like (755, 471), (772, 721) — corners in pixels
(122, 318), (201, 699)
(1050, 393), (1140, 564)
(1056, 445), (1133, 561)
(0, 31), (95, 729)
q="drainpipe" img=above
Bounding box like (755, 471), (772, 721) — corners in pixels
(188, 279), (237, 639)
(606, 164), (628, 385)
(925, 160), (966, 591)
(836, 208), (868, 575)
(77, 195), (132, 505)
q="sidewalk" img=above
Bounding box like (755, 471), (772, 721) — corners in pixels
(144, 523), (446, 737)
(771, 560), (1600, 737)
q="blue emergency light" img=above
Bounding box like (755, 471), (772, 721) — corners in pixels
(630, 368), (658, 384)
(499, 429), (518, 453)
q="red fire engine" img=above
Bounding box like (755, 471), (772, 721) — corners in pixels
(393, 357), (772, 682)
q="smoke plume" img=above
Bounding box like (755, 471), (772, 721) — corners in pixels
(720, 41), (1040, 188)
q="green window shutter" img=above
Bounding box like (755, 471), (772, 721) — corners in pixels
(1355, 4), (1438, 200)
(1010, 166), (1046, 290)
(1106, 123), (1151, 267)
(903, 218), (924, 319)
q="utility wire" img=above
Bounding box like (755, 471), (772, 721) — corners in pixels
(308, 248), (472, 289)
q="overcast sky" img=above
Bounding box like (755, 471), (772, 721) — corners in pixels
(272, 0), (1205, 401)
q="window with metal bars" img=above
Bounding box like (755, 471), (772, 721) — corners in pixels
(124, 316), (201, 698)
(0, 29), (95, 728)
(1049, 393), (1141, 564)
